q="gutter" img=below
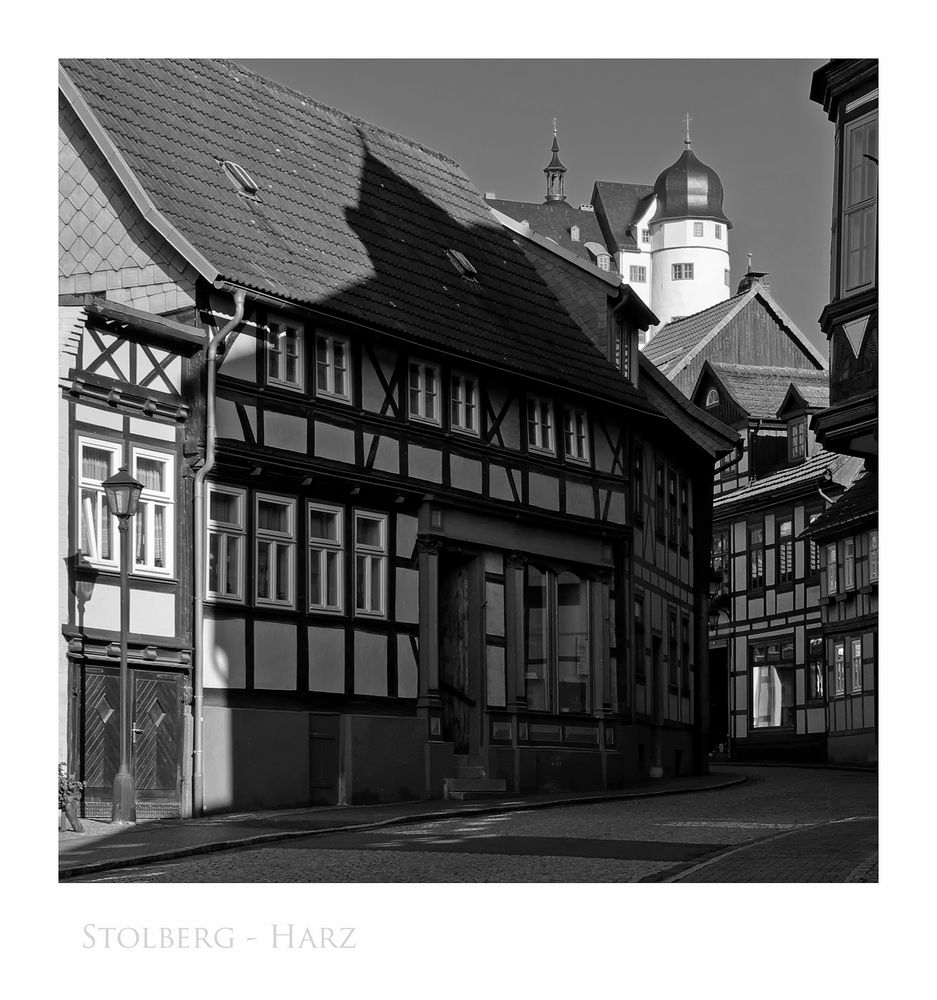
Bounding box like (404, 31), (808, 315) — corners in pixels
(191, 288), (246, 816)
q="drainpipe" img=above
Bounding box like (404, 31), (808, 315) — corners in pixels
(192, 288), (246, 816)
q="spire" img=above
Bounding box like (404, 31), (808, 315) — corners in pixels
(544, 119), (567, 203)
(685, 112), (692, 148)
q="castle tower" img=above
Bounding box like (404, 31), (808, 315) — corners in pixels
(544, 121), (567, 203)
(647, 124), (732, 336)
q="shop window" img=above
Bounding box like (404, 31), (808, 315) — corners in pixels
(524, 566), (591, 714)
(77, 437), (122, 569)
(308, 503), (343, 613)
(255, 494), (295, 607)
(132, 449), (174, 577)
(751, 639), (795, 728)
(207, 484), (246, 602)
(265, 314), (303, 391)
(354, 510), (387, 617)
(315, 333), (350, 402)
(409, 361), (440, 425)
(778, 516), (794, 584)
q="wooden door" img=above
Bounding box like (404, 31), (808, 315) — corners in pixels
(81, 666), (121, 820)
(131, 671), (184, 819)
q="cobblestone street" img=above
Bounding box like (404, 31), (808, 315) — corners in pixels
(66, 765), (877, 883)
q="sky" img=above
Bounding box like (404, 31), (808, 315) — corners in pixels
(242, 58), (833, 349)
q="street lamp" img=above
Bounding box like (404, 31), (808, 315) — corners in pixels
(102, 466), (144, 824)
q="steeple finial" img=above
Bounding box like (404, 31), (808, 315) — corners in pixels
(553, 116), (557, 137)
(747, 251), (753, 272)
(684, 113), (692, 148)
(544, 119), (567, 202)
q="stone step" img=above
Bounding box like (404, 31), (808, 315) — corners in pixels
(455, 765), (487, 779)
(443, 776), (506, 801)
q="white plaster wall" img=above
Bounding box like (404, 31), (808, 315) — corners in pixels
(308, 625), (345, 693)
(650, 219), (730, 328)
(203, 617), (246, 689)
(254, 620), (297, 690)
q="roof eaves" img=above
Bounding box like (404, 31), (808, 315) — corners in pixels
(59, 63), (220, 286)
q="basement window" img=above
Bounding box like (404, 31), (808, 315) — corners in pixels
(222, 160), (260, 198)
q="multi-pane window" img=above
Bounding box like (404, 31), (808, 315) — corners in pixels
(634, 594), (646, 679)
(308, 503), (343, 612)
(408, 361), (440, 424)
(315, 333), (350, 401)
(751, 639), (795, 728)
(778, 517), (794, 584)
(826, 543), (838, 595)
(207, 485), (245, 601)
(655, 461), (665, 532)
(851, 638), (863, 693)
(672, 263), (694, 280)
(450, 373), (479, 435)
(78, 437), (121, 568)
(563, 407), (589, 462)
(749, 524), (765, 589)
(668, 471), (678, 540)
(712, 529), (730, 595)
(668, 611), (678, 686)
(629, 265), (647, 283)
(527, 397), (554, 453)
(612, 325), (623, 371)
(789, 418), (807, 460)
(132, 450), (173, 577)
(524, 566), (591, 713)
(680, 479), (689, 549)
(808, 634), (824, 701)
(693, 221), (704, 237)
(265, 315), (303, 390)
(806, 509), (822, 577)
(354, 511), (387, 617)
(596, 254), (610, 271)
(633, 445), (644, 520)
(834, 642), (846, 696)
(255, 494), (295, 607)
(641, 228), (651, 244)
(680, 616), (690, 688)
(842, 113), (878, 292)
(870, 529), (878, 582)
(715, 224), (722, 240)
(844, 537), (856, 589)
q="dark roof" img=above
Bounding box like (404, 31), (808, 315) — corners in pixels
(61, 58), (654, 412)
(799, 469), (877, 540)
(776, 378), (830, 418)
(650, 146), (731, 228)
(714, 449), (857, 512)
(590, 182), (654, 251)
(707, 363), (829, 420)
(484, 197), (609, 264)
(643, 292), (747, 371)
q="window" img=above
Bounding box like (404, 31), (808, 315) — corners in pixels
(842, 113), (877, 292)
(712, 529), (730, 594)
(641, 228), (651, 244)
(207, 485), (245, 601)
(315, 333), (350, 402)
(655, 461), (665, 533)
(806, 508), (822, 577)
(633, 445), (644, 520)
(681, 616), (691, 688)
(834, 642), (845, 696)
(672, 263), (694, 280)
(409, 361), (440, 424)
(715, 224), (722, 240)
(78, 438), (121, 569)
(751, 640), (795, 728)
(634, 595), (646, 680)
(308, 503), (343, 613)
(844, 537), (856, 590)
(450, 373), (479, 435)
(808, 634), (824, 701)
(705, 388), (720, 408)
(255, 494), (295, 607)
(527, 397), (554, 453)
(354, 511), (387, 617)
(596, 254), (610, 271)
(524, 566), (591, 713)
(612, 325), (623, 371)
(724, 268), (730, 288)
(668, 471), (678, 541)
(570, 225), (580, 242)
(778, 517), (794, 585)
(789, 418), (807, 461)
(826, 542), (838, 595)
(679, 479), (689, 549)
(265, 315), (303, 390)
(851, 638), (863, 693)
(749, 523), (765, 589)
(563, 407), (589, 463)
(693, 221), (704, 237)
(870, 529), (878, 582)
(668, 611), (679, 686)
(629, 265), (647, 283)
(132, 450), (174, 577)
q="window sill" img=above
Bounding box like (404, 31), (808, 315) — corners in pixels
(265, 379), (305, 395)
(409, 414), (442, 429)
(315, 391), (352, 406)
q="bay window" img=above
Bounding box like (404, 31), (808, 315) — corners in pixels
(315, 332), (350, 402)
(409, 361), (440, 424)
(751, 639), (795, 728)
(354, 511), (387, 617)
(527, 397), (554, 453)
(207, 484), (246, 601)
(265, 315), (303, 390)
(450, 373), (479, 435)
(132, 449), (174, 577)
(308, 503), (343, 612)
(841, 113), (877, 293)
(524, 566), (591, 714)
(78, 437), (121, 569)
(255, 494), (295, 607)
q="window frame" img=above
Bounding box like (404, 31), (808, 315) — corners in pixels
(206, 483), (246, 603)
(408, 359), (441, 426)
(869, 529), (878, 583)
(641, 228), (651, 245)
(254, 492), (296, 608)
(563, 406), (590, 464)
(777, 515), (794, 586)
(679, 478), (689, 550)
(826, 542), (839, 595)
(264, 313), (305, 392)
(807, 633), (824, 703)
(667, 611), (679, 688)
(77, 436), (123, 570)
(307, 501), (344, 614)
(851, 638), (863, 694)
(131, 447), (175, 579)
(354, 509), (388, 619)
(749, 522), (766, 590)
(314, 331), (351, 403)
(705, 388), (720, 408)
(715, 224), (722, 240)
(840, 109), (878, 295)
(655, 460), (665, 536)
(750, 637), (796, 729)
(526, 396), (555, 455)
(693, 221), (704, 237)
(629, 264), (647, 283)
(834, 641), (846, 696)
(789, 417), (807, 461)
(633, 444), (644, 521)
(450, 371), (480, 437)
(844, 536), (856, 590)
(805, 507), (823, 579)
(672, 263), (695, 281)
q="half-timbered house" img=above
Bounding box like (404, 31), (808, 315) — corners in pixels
(59, 58), (738, 816)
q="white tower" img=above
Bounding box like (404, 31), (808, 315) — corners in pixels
(646, 124), (732, 339)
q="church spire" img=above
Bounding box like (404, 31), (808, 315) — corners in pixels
(544, 119), (567, 202)
(684, 112), (692, 148)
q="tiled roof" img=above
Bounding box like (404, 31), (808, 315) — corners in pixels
(709, 363), (829, 419)
(61, 59), (654, 412)
(484, 198), (609, 264)
(714, 449), (858, 511)
(643, 292), (747, 369)
(591, 182), (654, 250)
(799, 469), (877, 540)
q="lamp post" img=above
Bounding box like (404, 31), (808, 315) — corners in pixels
(102, 466), (144, 824)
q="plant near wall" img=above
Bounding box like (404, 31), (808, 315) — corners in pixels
(59, 762), (84, 832)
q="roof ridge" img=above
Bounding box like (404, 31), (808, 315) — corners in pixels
(213, 58), (465, 171)
(658, 290), (747, 330)
(711, 362), (829, 377)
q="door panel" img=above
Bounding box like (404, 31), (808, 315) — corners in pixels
(81, 666), (121, 820)
(132, 671), (183, 819)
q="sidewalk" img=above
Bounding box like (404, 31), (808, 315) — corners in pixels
(59, 771), (746, 880)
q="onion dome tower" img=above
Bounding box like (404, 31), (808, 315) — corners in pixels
(647, 119), (733, 336)
(544, 121), (567, 203)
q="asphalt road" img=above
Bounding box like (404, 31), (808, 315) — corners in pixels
(67, 765), (877, 883)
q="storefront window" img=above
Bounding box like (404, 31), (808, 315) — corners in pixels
(751, 639), (795, 728)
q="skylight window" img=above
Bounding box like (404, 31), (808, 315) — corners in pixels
(222, 160), (259, 197)
(446, 249), (478, 282)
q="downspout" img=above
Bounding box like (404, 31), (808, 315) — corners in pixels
(192, 288), (246, 816)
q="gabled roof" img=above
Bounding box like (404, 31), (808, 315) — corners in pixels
(643, 284), (827, 380)
(483, 197), (608, 264)
(714, 449), (862, 513)
(799, 468), (877, 540)
(590, 182), (654, 251)
(776, 378), (830, 418)
(60, 58), (654, 412)
(698, 362), (829, 421)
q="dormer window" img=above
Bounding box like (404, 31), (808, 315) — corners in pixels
(222, 160), (259, 198)
(641, 228), (651, 244)
(596, 254), (610, 271)
(570, 225), (580, 242)
(705, 388), (720, 408)
(789, 417), (807, 461)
